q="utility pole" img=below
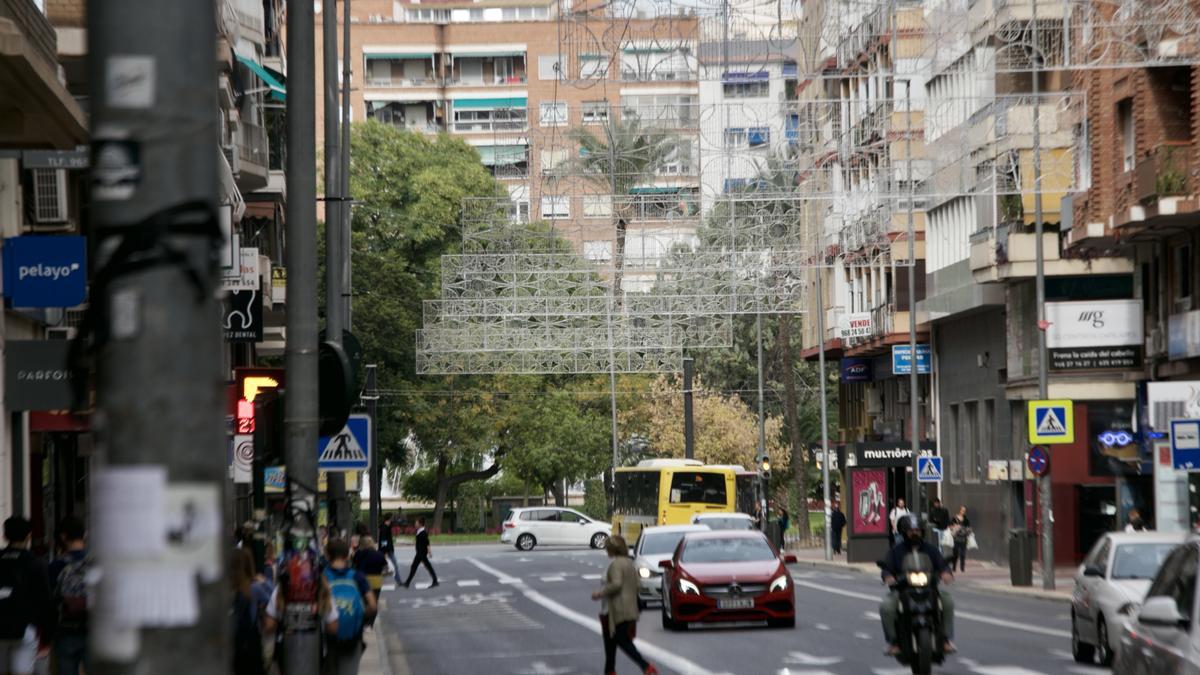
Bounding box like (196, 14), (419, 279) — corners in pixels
(322, 0), (349, 538)
(756, 313), (768, 528)
(905, 78), (921, 518)
(283, 0), (321, 672)
(86, 0), (226, 671)
(1031, 0), (1055, 590)
(365, 364), (381, 534)
(341, 0), (353, 327)
(683, 356), (695, 460)
(816, 269), (832, 561)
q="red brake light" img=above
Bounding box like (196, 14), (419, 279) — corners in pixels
(504, 521), (516, 528)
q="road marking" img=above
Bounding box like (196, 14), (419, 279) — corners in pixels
(871, 668), (911, 675)
(512, 662), (573, 675)
(540, 576), (565, 582)
(457, 579), (480, 587)
(581, 574), (602, 580)
(782, 650), (842, 666)
(776, 670), (838, 675)
(795, 581), (1071, 639)
(381, 584), (396, 592)
(969, 668), (1049, 675)
(854, 632), (871, 640)
(814, 623), (829, 631)
(466, 558), (722, 675)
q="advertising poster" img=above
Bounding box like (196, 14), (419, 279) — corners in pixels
(851, 468), (887, 535)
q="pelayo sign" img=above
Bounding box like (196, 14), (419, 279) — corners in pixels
(1046, 299), (1143, 370)
(2, 236), (87, 308)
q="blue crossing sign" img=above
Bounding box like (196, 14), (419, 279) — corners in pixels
(1028, 400), (1074, 444)
(317, 414), (371, 471)
(917, 456), (943, 483)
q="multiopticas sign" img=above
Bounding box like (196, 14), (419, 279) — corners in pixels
(2, 236), (87, 308)
(1046, 299), (1143, 370)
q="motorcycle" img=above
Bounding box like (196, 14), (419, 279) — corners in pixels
(879, 551), (946, 674)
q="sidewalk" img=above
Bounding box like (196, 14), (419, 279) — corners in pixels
(360, 610), (410, 675)
(789, 546), (1075, 603)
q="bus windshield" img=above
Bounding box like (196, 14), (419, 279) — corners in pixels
(669, 472), (728, 505)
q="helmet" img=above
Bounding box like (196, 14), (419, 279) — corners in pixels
(897, 515), (923, 536)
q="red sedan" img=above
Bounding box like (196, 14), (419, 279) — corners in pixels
(659, 530), (797, 630)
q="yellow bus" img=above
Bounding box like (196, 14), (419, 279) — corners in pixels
(612, 459), (737, 543)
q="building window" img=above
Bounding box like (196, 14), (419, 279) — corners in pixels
(583, 240), (612, 261)
(583, 195), (612, 218)
(722, 80), (769, 98)
(540, 195), (569, 219)
(582, 101), (609, 124)
(507, 200), (530, 222)
(539, 101), (567, 126)
(747, 127), (769, 147)
(580, 55), (609, 79)
(1118, 99), (1135, 172)
(539, 149), (567, 174)
(980, 399), (994, 480)
(948, 404), (960, 483)
(538, 54), (562, 81)
(1177, 244), (1194, 308)
(724, 128), (747, 148)
(963, 400), (979, 481)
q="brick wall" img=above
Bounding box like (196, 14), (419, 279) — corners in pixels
(44, 0), (83, 27)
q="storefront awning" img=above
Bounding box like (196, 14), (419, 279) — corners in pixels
(629, 186), (683, 195)
(452, 97), (527, 110)
(478, 145), (528, 166)
(236, 54), (286, 102)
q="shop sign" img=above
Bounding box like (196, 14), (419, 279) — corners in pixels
(839, 312), (872, 339)
(2, 236), (87, 308)
(891, 344), (931, 375)
(1168, 310), (1200, 361)
(849, 442), (937, 467)
(222, 290), (262, 343)
(5, 340), (82, 411)
(840, 358), (872, 382)
(271, 266), (287, 305)
(1045, 299), (1143, 370)
(220, 246), (260, 292)
(1147, 381), (1200, 431)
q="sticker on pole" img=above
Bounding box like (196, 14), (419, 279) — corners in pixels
(1028, 400), (1074, 444)
(1170, 419), (1200, 471)
(317, 414), (371, 471)
(917, 456), (942, 483)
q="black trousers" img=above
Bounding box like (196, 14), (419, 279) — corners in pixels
(952, 541), (967, 571)
(404, 552), (438, 586)
(832, 527), (844, 553)
(602, 617), (648, 673)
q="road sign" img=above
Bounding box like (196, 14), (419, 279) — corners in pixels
(1028, 400), (1074, 444)
(917, 456), (942, 483)
(1170, 419), (1200, 471)
(317, 414), (371, 471)
(1027, 446), (1050, 477)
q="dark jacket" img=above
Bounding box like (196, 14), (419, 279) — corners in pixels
(0, 546), (55, 642)
(378, 522), (395, 554)
(352, 548), (388, 577)
(878, 539), (950, 583)
(830, 510), (847, 531)
(414, 529), (431, 557)
(929, 506), (950, 530)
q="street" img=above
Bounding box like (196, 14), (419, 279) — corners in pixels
(374, 544), (1104, 675)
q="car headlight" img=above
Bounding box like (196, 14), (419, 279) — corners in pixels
(639, 566), (651, 579)
(678, 579), (700, 594)
(907, 571), (929, 587)
(769, 575), (789, 592)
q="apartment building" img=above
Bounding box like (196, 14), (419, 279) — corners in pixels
(317, 0), (702, 287)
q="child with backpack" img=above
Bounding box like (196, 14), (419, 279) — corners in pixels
(322, 538), (377, 675)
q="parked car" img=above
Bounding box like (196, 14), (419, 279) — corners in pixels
(1071, 531), (1185, 665)
(631, 524), (711, 608)
(500, 507), (611, 551)
(691, 512), (756, 531)
(1115, 536), (1200, 673)
(659, 530), (797, 630)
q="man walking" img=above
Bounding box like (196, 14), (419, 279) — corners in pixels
(0, 516), (54, 675)
(888, 498), (910, 546)
(402, 517), (439, 589)
(323, 538), (377, 675)
(378, 513), (400, 584)
(48, 516), (89, 675)
(830, 501), (847, 555)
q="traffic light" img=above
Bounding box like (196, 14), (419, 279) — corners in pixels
(253, 386), (286, 468)
(759, 455), (771, 480)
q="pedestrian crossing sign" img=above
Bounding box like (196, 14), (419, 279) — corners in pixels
(917, 456), (942, 483)
(1028, 400), (1074, 444)
(317, 414), (371, 471)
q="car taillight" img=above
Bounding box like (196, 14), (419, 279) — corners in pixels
(504, 521), (516, 528)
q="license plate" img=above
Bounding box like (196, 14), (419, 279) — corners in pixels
(717, 598), (754, 610)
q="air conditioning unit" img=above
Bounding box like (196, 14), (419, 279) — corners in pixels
(46, 326), (77, 340)
(31, 169), (68, 224)
(223, 143), (241, 174)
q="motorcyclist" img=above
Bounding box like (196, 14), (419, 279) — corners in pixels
(879, 514), (956, 656)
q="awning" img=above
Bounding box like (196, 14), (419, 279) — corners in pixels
(622, 46), (677, 54)
(236, 54), (286, 102)
(452, 97), (527, 110)
(366, 53), (434, 60)
(451, 51), (524, 58)
(478, 145), (527, 166)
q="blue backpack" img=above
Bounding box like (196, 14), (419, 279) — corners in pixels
(324, 567), (365, 643)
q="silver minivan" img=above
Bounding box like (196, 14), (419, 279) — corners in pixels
(1115, 537), (1200, 674)
(500, 507), (612, 551)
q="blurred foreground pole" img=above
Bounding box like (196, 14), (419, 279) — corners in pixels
(87, 0), (226, 672)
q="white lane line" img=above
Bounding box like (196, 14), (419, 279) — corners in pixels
(814, 623), (830, 631)
(581, 574), (602, 580)
(969, 668), (1050, 675)
(457, 579), (480, 587)
(853, 632), (871, 640)
(381, 584), (396, 592)
(466, 558), (722, 675)
(794, 581), (1071, 639)
(540, 576), (565, 582)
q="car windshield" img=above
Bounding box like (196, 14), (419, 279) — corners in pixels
(1111, 543), (1179, 580)
(681, 537), (776, 563)
(697, 517), (753, 530)
(640, 532), (689, 556)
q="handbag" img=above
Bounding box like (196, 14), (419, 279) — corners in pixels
(967, 532), (979, 550)
(940, 529), (954, 549)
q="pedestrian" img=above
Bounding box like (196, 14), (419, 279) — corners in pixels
(402, 517), (439, 589)
(830, 501), (847, 555)
(322, 538), (377, 675)
(262, 541), (278, 586)
(950, 506), (971, 572)
(889, 499), (910, 546)
(231, 549), (266, 675)
(352, 537), (388, 600)
(0, 516), (54, 675)
(1125, 509), (1148, 532)
(752, 503), (764, 530)
(591, 535), (657, 675)
(48, 516), (89, 675)
(929, 498), (950, 553)
(378, 513), (401, 584)
(776, 506), (790, 550)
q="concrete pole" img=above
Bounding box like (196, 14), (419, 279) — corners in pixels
(341, 0), (353, 327)
(284, 0), (321, 671)
(365, 364), (380, 534)
(756, 313), (767, 528)
(86, 0), (226, 671)
(905, 79), (921, 518)
(816, 268), (832, 561)
(683, 356), (695, 460)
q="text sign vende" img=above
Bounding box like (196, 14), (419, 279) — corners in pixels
(839, 312), (873, 339)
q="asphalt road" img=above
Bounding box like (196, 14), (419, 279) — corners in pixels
(376, 543), (1107, 675)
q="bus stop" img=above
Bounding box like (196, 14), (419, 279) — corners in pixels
(841, 441), (938, 563)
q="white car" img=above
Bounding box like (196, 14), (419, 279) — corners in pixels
(692, 512), (756, 531)
(501, 507), (611, 551)
(631, 524), (711, 608)
(1116, 536), (1200, 674)
(1071, 531), (1185, 665)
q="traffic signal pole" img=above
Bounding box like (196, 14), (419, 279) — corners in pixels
(86, 0), (226, 671)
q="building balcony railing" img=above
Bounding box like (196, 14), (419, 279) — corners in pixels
(450, 120), (528, 133)
(970, 221), (1134, 282)
(619, 69), (696, 82)
(238, 121), (269, 168)
(364, 76), (441, 88)
(1134, 142), (1193, 205)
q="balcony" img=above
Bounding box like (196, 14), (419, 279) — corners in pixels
(619, 69), (696, 82)
(970, 221), (1133, 282)
(0, 0), (87, 148)
(365, 75), (442, 88)
(450, 119), (528, 134)
(234, 121), (269, 192)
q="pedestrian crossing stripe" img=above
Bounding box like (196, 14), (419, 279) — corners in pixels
(1028, 400), (1075, 444)
(917, 456), (942, 482)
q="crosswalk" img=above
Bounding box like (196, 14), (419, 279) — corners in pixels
(379, 569), (609, 592)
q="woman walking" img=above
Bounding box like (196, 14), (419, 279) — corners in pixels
(950, 506), (972, 572)
(592, 535), (658, 675)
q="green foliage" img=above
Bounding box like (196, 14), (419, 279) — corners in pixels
(501, 378), (613, 492)
(581, 479), (608, 521)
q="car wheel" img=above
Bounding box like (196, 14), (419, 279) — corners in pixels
(1096, 617), (1113, 666)
(1071, 611), (1095, 663)
(516, 533), (536, 551)
(590, 532), (609, 549)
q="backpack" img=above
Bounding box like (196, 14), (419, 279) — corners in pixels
(324, 567), (365, 643)
(0, 549), (32, 640)
(55, 553), (90, 629)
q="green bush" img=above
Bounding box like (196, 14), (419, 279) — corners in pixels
(582, 479), (608, 521)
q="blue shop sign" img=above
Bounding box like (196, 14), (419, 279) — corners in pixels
(892, 344), (931, 375)
(3, 236), (87, 308)
(840, 358), (873, 382)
